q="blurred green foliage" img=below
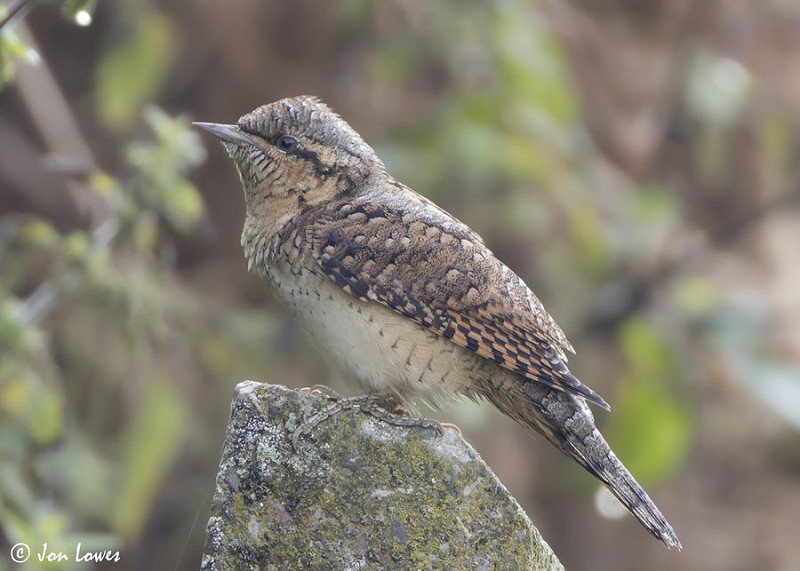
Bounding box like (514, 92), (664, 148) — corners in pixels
(0, 3), (287, 559)
(114, 378), (186, 539)
(126, 106), (206, 232)
(0, 110), (203, 567)
(0, 2), (212, 554)
(606, 318), (692, 485)
(0, 25), (38, 89)
(95, 11), (173, 132)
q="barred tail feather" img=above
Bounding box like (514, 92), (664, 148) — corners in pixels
(482, 377), (682, 549)
(564, 426), (682, 549)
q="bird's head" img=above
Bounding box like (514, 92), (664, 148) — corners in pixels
(195, 95), (381, 218)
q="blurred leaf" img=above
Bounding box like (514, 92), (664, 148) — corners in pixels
(88, 171), (122, 201)
(0, 506), (37, 554)
(126, 106), (207, 232)
(95, 12), (173, 131)
(132, 213), (159, 254)
(620, 318), (672, 373)
(0, 359), (63, 448)
(608, 373), (691, 484)
(141, 105), (207, 167)
(26, 387), (63, 445)
(36, 435), (116, 525)
(36, 508), (69, 544)
(633, 184), (679, 225)
(4, 504), (78, 571)
(605, 318), (692, 485)
(16, 220), (60, 248)
(0, 26), (40, 89)
(759, 114), (794, 178)
(567, 202), (611, 277)
(114, 378), (186, 539)
(63, 232), (90, 264)
(494, 13), (576, 124)
(159, 180), (204, 231)
(0, 372), (29, 422)
(501, 132), (550, 182)
(0, 297), (27, 352)
(672, 275), (717, 317)
(0, 462), (36, 516)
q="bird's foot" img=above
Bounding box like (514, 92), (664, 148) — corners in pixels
(365, 397), (461, 435)
(437, 422), (462, 436)
(300, 384), (342, 400)
(291, 390), (458, 448)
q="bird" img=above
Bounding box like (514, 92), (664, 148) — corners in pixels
(194, 95), (681, 549)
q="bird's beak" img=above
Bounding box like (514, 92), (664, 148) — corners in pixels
(193, 122), (254, 147)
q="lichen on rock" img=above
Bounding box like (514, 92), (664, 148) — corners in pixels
(201, 381), (563, 570)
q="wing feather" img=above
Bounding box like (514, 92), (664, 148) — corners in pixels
(310, 197), (610, 410)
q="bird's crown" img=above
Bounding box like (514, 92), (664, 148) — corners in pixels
(237, 95), (375, 164)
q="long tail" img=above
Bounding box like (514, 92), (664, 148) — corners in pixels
(481, 377), (682, 549)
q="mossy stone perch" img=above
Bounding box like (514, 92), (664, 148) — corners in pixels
(201, 381), (563, 570)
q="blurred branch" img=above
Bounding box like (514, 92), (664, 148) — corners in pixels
(701, 188), (800, 251)
(0, 117), (79, 217)
(0, 0), (36, 31)
(14, 21), (108, 224)
(587, 187), (800, 332)
(10, 21), (117, 326)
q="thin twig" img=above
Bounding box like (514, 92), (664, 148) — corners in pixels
(17, 218), (120, 325)
(0, 0), (37, 31)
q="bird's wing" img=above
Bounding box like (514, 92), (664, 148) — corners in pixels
(308, 198), (610, 410)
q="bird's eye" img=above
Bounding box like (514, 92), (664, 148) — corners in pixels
(276, 135), (299, 152)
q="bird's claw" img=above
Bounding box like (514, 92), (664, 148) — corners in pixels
(291, 391), (457, 448)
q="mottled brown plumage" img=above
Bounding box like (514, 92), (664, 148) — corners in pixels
(195, 95), (681, 549)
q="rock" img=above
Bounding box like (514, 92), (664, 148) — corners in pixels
(201, 381), (563, 570)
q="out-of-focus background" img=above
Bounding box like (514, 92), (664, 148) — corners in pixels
(1, 1), (799, 569)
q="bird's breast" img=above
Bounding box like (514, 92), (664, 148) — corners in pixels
(262, 258), (490, 408)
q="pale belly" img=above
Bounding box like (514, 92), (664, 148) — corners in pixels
(265, 264), (490, 407)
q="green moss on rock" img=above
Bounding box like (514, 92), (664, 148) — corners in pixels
(201, 381), (563, 570)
